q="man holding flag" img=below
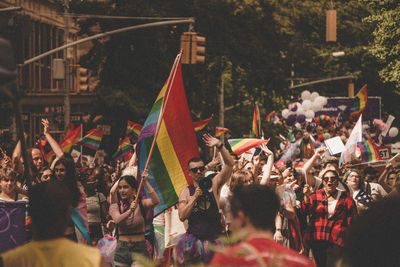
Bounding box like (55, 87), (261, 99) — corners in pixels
(177, 134), (234, 265)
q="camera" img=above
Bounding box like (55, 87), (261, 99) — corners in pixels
(197, 176), (212, 192)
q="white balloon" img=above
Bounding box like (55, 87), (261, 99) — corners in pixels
(305, 110), (315, 119)
(297, 107), (306, 115)
(294, 122), (302, 129)
(322, 96), (328, 106)
(389, 127), (399, 137)
(301, 90), (311, 100)
(302, 100), (312, 111)
(316, 96), (325, 107)
(311, 101), (322, 112)
(282, 109), (290, 119)
(310, 92), (319, 101)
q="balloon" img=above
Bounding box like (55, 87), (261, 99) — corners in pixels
(286, 114), (296, 126)
(294, 123), (302, 129)
(297, 114), (306, 123)
(322, 96), (328, 106)
(296, 106), (305, 115)
(305, 110), (315, 119)
(311, 101), (322, 112)
(310, 92), (319, 101)
(301, 90), (311, 100)
(282, 109), (290, 119)
(315, 96), (325, 107)
(302, 100), (312, 111)
(389, 127), (399, 137)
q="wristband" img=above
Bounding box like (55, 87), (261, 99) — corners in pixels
(217, 142), (223, 150)
(275, 228), (281, 232)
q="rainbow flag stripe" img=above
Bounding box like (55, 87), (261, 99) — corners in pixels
(215, 126), (230, 137)
(264, 111), (277, 123)
(192, 114), (213, 132)
(113, 136), (132, 161)
(137, 55), (199, 216)
(357, 139), (381, 163)
(228, 138), (269, 156)
(294, 164), (305, 175)
(125, 121), (142, 141)
(251, 104), (261, 138)
(78, 129), (104, 151)
(350, 85), (368, 119)
(314, 115), (335, 125)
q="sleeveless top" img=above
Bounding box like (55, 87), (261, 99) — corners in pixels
(187, 184), (222, 240)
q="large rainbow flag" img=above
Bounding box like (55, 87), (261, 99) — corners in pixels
(251, 104), (262, 138)
(46, 123), (82, 163)
(192, 114), (213, 132)
(357, 139), (381, 163)
(113, 136), (133, 161)
(125, 120), (142, 141)
(77, 129), (104, 151)
(137, 54), (199, 216)
(228, 138), (269, 156)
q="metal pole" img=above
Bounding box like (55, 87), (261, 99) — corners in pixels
(289, 75), (354, 89)
(22, 19), (195, 66)
(64, 0), (70, 131)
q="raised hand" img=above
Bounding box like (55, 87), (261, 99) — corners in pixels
(41, 118), (50, 135)
(202, 133), (221, 148)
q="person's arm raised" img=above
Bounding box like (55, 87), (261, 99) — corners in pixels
(259, 145), (274, 185)
(304, 147), (326, 187)
(42, 118), (64, 159)
(141, 169), (160, 207)
(203, 134), (234, 190)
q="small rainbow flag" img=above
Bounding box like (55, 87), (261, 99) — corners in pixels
(77, 128), (104, 151)
(251, 104), (262, 138)
(265, 111), (277, 123)
(349, 85), (368, 120)
(192, 114), (213, 132)
(294, 164), (305, 175)
(125, 121), (142, 141)
(288, 102), (298, 112)
(137, 54), (199, 216)
(215, 126), (230, 137)
(314, 115), (335, 125)
(357, 139), (381, 163)
(228, 138), (269, 156)
(113, 136), (133, 161)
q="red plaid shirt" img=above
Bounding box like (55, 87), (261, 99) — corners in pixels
(301, 189), (357, 247)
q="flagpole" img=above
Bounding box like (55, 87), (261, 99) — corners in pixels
(80, 123), (83, 166)
(136, 52), (182, 198)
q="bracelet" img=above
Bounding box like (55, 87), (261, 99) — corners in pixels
(275, 228), (281, 231)
(217, 142), (223, 150)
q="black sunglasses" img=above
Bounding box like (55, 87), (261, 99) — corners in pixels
(189, 166), (205, 173)
(323, 175), (338, 182)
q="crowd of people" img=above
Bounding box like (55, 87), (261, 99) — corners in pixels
(0, 113), (399, 267)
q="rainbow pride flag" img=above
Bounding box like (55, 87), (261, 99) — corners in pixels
(137, 54), (199, 216)
(228, 138), (269, 156)
(265, 111), (277, 123)
(357, 139), (381, 163)
(192, 114), (213, 132)
(350, 85), (368, 119)
(251, 104), (262, 138)
(314, 115), (335, 125)
(46, 124), (82, 163)
(77, 129), (104, 151)
(294, 164), (305, 175)
(215, 126), (230, 137)
(125, 120), (142, 141)
(113, 136), (133, 161)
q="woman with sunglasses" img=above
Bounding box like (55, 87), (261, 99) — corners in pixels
(109, 170), (159, 267)
(302, 168), (357, 267)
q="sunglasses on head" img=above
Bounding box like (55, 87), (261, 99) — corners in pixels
(323, 175), (338, 182)
(189, 166), (205, 173)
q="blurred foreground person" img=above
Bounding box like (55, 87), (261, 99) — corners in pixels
(0, 180), (109, 267)
(342, 196), (400, 267)
(210, 184), (315, 267)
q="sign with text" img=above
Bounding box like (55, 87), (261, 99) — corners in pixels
(379, 146), (391, 160)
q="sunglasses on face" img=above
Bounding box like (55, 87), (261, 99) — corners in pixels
(189, 166), (205, 173)
(323, 175), (338, 182)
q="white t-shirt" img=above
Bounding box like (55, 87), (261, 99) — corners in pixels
(367, 182), (388, 200)
(327, 191), (342, 218)
(85, 192), (106, 223)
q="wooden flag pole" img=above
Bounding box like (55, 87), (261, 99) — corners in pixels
(135, 52), (182, 199)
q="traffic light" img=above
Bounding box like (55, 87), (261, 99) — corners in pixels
(77, 67), (89, 92)
(326, 9), (337, 42)
(180, 32), (206, 64)
(191, 34), (206, 64)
